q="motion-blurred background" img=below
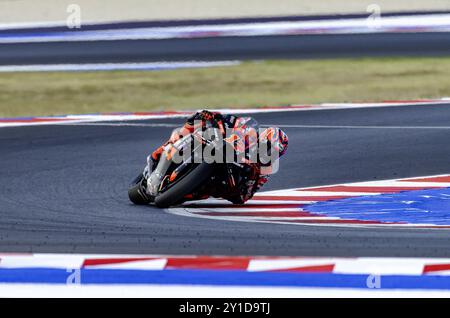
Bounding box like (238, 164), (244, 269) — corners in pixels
(2, 0), (449, 23)
(1, 0), (450, 117)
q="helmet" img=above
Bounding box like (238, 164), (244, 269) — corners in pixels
(260, 127), (288, 157)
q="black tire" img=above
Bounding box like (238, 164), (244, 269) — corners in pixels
(128, 174), (151, 205)
(154, 163), (215, 208)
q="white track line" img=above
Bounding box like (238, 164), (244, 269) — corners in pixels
(57, 123), (450, 130)
(59, 122), (181, 127)
(262, 173), (450, 193)
(273, 124), (450, 129)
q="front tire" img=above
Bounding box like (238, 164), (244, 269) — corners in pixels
(154, 163), (214, 208)
(128, 174), (151, 205)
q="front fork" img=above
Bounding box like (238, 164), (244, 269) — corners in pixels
(145, 134), (195, 196)
(146, 150), (172, 196)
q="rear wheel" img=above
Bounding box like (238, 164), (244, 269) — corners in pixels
(154, 163), (215, 208)
(128, 174), (152, 205)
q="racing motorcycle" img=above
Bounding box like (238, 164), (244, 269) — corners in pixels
(128, 119), (259, 208)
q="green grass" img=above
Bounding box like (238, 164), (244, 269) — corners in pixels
(1, 57), (450, 117)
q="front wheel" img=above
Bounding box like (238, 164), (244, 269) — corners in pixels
(154, 163), (215, 208)
(128, 173), (152, 205)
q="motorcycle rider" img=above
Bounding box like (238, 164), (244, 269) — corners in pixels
(145, 110), (288, 204)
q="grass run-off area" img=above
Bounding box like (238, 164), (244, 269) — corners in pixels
(1, 57), (449, 118)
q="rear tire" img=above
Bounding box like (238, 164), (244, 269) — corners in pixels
(128, 174), (151, 205)
(155, 163), (215, 208)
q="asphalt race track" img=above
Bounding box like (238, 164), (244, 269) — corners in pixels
(3, 32), (450, 65)
(1, 104), (450, 257)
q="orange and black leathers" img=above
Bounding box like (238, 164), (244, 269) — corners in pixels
(149, 110), (269, 204)
(150, 110), (225, 164)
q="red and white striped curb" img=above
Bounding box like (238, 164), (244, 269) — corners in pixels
(1, 99), (449, 128)
(0, 61), (241, 73)
(168, 174), (450, 229)
(2, 254), (450, 275)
